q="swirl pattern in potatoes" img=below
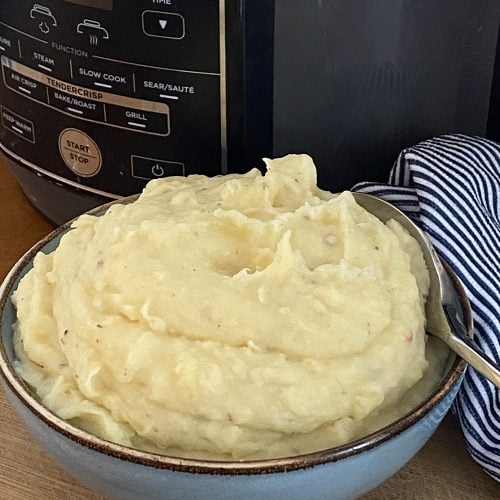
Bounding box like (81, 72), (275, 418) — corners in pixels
(13, 155), (435, 459)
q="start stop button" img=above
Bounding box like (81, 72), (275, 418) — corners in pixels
(58, 128), (102, 177)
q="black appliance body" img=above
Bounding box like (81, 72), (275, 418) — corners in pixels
(0, 0), (499, 224)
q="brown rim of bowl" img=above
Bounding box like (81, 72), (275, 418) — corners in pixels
(0, 195), (471, 475)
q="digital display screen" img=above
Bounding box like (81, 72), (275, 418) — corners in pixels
(64, 0), (113, 11)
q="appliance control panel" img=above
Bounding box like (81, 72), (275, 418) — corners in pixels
(0, 0), (227, 197)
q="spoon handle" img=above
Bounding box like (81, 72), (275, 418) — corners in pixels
(444, 305), (500, 388)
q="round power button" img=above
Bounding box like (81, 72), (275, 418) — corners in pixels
(58, 128), (102, 177)
(151, 164), (165, 177)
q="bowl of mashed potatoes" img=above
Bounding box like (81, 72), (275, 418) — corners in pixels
(0, 155), (470, 499)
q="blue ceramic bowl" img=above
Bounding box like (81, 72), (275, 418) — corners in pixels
(0, 199), (471, 500)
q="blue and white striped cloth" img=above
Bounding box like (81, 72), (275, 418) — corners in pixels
(353, 134), (500, 480)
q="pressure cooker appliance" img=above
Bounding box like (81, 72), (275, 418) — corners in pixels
(1, 1), (499, 224)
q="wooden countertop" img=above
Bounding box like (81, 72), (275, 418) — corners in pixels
(0, 158), (497, 499)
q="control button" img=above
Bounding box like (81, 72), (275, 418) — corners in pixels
(131, 155), (184, 180)
(32, 51), (55, 73)
(142, 11), (185, 40)
(73, 61), (133, 94)
(48, 88), (105, 121)
(137, 71), (197, 101)
(30, 4), (58, 35)
(106, 104), (170, 135)
(58, 128), (102, 177)
(4, 67), (48, 103)
(152, 164), (165, 177)
(1, 106), (35, 143)
(22, 38), (71, 79)
(0, 31), (16, 58)
(77, 19), (110, 46)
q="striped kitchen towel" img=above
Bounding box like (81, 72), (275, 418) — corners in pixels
(353, 134), (500, 480)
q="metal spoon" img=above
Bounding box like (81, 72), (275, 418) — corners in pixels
(352, 192), (500, 388)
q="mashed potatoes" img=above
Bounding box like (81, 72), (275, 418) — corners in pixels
(13, 155), (441, 459)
